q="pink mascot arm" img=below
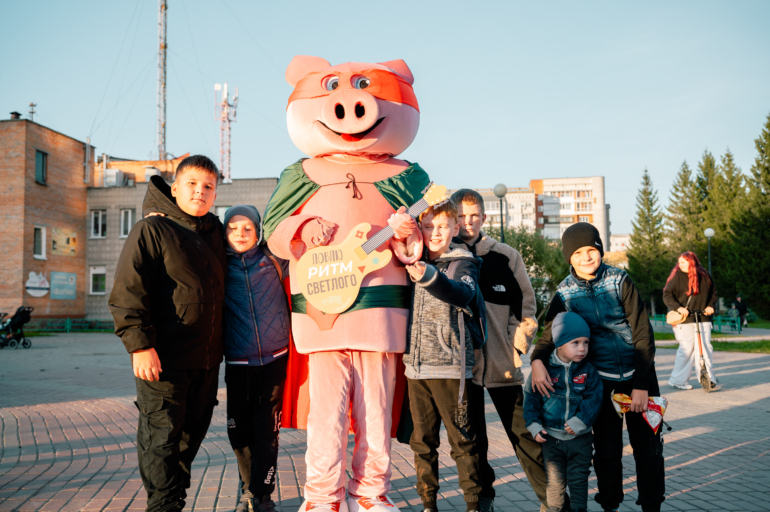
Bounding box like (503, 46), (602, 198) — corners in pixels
(388, 207), (423, 265)
(267, 214), (319, 261)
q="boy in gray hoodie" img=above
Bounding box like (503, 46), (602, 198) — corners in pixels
(403, 200), (484, 512)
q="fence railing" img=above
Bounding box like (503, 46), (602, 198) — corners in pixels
(25, 318), (114, 333)
(649, 314), (742, 333)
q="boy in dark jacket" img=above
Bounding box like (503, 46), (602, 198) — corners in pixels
(109, 155), (226, 512)
(403, 200), (485, 512)
(451, 189), (548, 512)
(222, 205), (290, 512)
(524, 312), (602, 512)
(530, 223), (664, 512)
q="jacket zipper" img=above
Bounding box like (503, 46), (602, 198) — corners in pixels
(588, 280), (623, 380)
(242, 256), (263, 362)
(564, 363), (570, 425)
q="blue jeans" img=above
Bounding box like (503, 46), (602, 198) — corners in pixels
(541, 433), (593, 512)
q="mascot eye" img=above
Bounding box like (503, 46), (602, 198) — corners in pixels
(324, 76), (340, 91)
(353, 76), (371, 89)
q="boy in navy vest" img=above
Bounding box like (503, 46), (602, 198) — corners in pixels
(524, 312), (602, 512)
(529, 223), (664, 512)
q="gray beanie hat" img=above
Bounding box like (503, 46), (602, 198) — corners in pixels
(223, 205), (262, 244)
(552, 312), (590, 348)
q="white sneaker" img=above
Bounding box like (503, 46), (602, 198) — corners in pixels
(348, 495), (399, 512)
(668, 381), (693, 390)
(300, 501), (349, 512)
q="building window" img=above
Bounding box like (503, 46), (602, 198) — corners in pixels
(90, 266), (106, 295)
(538, 217), (544, 224)
(523, 214), (532, 220)
(579, 216), (590, 222)
(91, 210), (107, 238)
(577, 190), (592, 198)
(216, 206), (231, 224)
(560, 203), (573, 211)
(33, 226), (46, 259)
(35, 150), (48, 185)
(120, 209), (135, 238)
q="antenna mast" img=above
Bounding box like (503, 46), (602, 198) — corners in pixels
(28, 103), (36, 122)
(157, 0), (168, 160)
(215, 83), (238, 183)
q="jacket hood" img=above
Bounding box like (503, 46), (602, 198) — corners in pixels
(437, 245), (483, 266)
(143, 175), (218, 232)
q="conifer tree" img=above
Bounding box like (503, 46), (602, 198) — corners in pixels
(696, 149), (719, 204)
(665, 161), (704, 255)
(731, 113), (770, 317)
(703, 149), (747, 298)
(627, 169), (671, 313)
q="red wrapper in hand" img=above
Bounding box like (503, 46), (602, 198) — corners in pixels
(611, 391), (668, 434)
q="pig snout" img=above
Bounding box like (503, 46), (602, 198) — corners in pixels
(320, 89), (381, 140)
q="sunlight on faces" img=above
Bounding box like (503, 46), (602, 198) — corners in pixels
(557, 337), (589, 363)
(570, 246), (602, 279)
(420, 211), (460, 260)
(457, 201), (486, 243)
(226, 215), (258, 253)
(171, 168), (217, 217)
(678, 256), (690, 273)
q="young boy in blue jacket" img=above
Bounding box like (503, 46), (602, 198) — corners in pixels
(223, 205), (290, 512)
(530, 223), (664, 512)
(524, 312), (602, 512)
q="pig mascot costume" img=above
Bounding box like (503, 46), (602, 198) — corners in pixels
(262, 56), (428, 512)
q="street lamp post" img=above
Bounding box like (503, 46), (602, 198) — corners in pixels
(494, 184), (507, 244)
(704, 228), (715, 275)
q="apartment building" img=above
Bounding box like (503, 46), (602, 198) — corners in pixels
(451, 176), (610, 248)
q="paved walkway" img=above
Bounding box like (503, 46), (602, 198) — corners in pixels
(1, 334), (769, 511)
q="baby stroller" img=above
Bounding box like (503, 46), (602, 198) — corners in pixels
(0, 307), (34, 349)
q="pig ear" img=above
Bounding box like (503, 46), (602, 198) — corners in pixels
(378, 59), (414, 85)
(286, 55), (332, 87)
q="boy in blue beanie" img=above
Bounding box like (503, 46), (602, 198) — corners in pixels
(524, 312), (602, 512)
(530, 223), (663, 512)
(223, 205), (290, 512)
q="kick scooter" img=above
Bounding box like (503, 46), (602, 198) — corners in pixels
(690, 310), (714, 393)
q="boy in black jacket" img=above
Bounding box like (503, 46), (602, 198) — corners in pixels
(403, 200), (485, 512)
(109, 155), (227, 512)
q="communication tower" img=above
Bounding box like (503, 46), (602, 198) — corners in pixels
(215, 83), (238, 183)
(157, 0), (168, 160)
(28, 103), (36, 122)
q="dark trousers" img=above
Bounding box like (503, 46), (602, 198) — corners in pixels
(408, 378), (481, 507)
(135, 367), (220, 512)
(225, 358), (287, 497)
(471, 384), (549, 506)
(541, 434), (593, 512)
(593, 375), (665, 512)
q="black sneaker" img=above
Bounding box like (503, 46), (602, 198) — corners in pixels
(254, 495), (277, 512)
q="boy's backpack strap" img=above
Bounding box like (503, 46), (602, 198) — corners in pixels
(446, 260), (466, 404)
(262, 245), (283, 282)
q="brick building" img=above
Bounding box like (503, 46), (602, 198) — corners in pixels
(1, 116), (278, 320)
(0, 116), (95, 318)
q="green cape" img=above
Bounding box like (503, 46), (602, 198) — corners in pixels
(262, 159), (430, 243)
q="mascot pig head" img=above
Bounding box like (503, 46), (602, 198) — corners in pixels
(286, 56), (420, 159)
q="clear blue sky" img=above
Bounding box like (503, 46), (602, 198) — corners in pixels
(2, 0), (769, 233)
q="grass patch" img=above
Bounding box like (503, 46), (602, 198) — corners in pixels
(748, 319), (770, 330)
(658, 340), (770, 354)
(654, 332), (677, 341)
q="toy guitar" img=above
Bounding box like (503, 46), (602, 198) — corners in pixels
(296, 182), (449, 314)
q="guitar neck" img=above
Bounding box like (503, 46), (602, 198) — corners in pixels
(359, 198), (429, 255)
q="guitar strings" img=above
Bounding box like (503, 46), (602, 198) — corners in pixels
(360, 198), (429, 255)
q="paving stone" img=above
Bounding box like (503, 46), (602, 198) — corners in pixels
(2, 334), (770, 511)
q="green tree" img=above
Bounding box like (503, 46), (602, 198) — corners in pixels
(665, 161), (704, 255)
(731, 113), (770, 317)
(627, 169), (672, 314)
(486, 226), (569, 318)
(703, 149), (747, 298)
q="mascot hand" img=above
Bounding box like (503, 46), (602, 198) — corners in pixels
(388, 206), (418, 240)
(300, 218), (337, 249)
